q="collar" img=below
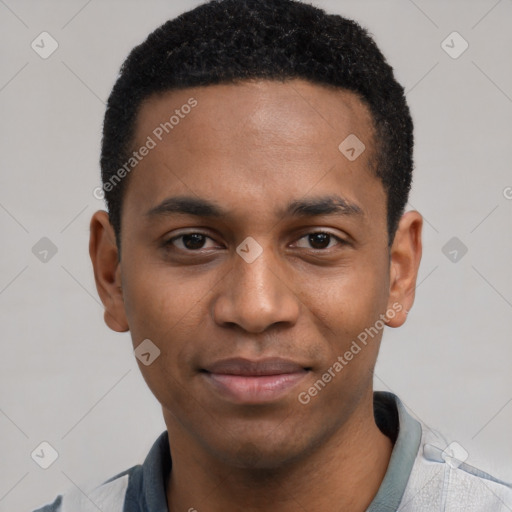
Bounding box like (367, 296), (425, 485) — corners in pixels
(367, 391), (422, 511)
(130, 391), (422, 511)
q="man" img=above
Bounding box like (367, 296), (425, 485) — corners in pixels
(34, 0), (512, 510)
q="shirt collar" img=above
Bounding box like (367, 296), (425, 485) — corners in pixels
(366, 391), (422, 511)
(136, 391), (422, 512)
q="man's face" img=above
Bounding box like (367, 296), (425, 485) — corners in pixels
(96, 80), (409, 468)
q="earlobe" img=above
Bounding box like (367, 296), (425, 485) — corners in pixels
(105, 307), (129, 333)
(385, 211), (423, 328)
(89, 211), (129, 333)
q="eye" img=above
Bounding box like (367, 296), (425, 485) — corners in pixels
(294, 232), (344, 250)
(165, 233), (219, 251)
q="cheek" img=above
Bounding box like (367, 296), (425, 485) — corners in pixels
(121, 258), (220, 385)
(297, 253), (390, 346)
(122, 260), (216, 342)
(295, 262), (389, 416)
(123, 277), (208, 410)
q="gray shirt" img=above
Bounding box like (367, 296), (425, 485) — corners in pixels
(33, 391), (512, 511)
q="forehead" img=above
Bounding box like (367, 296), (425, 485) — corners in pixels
(135, 79), (375, 154)
(124, 80), (384, 230)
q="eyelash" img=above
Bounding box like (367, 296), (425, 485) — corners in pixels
(163, 231), (347, 252)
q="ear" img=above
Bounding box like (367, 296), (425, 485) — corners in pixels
(385, 210), (423, 328)
(89, 210), (129, 332)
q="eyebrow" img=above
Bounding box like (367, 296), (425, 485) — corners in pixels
(145, 196), (225, 218)
(283, 195), (364, 218)
(145, 194), (364, 220)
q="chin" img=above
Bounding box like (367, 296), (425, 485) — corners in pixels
(217, 441), (301, 470)
(205, 425), (315, 471)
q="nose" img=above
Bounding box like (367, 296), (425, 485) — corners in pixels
(212, 245), (300, 334)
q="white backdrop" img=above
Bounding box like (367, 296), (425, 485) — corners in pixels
(1, 0), (511, 510)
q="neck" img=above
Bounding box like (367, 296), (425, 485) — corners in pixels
(165, 394), (393, 512)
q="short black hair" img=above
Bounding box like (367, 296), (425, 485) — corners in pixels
(101, 0), (413, 252)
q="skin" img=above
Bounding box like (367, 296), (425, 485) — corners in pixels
(90, 79), (422, 512)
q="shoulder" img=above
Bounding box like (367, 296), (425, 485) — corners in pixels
(31, 430), (170, 512)
(401, 427), (512, 511)
(31, 466), (139, 512)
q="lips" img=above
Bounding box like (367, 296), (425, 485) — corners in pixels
(204, 357), (306, 376)
(201, 358), (309, 404)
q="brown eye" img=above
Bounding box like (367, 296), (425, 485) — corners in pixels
(295, 232), (342, 250)
(181, 234), (207, 250)
(165, 233), (218, 251)
(308, 233), (331, 249)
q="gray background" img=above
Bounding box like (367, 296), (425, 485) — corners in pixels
(1, 0), (511, 510)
